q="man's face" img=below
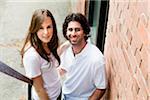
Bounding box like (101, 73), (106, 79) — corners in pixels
(66, 21), (86, 45)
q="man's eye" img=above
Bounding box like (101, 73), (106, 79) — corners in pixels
(75, 28), (80, 32)
(68, 28), (73, 31)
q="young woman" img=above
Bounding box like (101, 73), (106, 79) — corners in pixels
(21, 9), (61, 100)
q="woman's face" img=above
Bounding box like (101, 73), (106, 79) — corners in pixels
(37, 16), (53, 44)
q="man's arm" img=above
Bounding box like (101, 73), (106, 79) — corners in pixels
(89, 88), (106, 100)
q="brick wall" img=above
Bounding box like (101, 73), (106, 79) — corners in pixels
(104, 0), (150, 100)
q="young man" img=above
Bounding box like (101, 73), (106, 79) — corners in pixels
(58, 13), (107, 100)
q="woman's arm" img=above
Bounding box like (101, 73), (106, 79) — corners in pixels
(32, 75), (50, 100)
(89, 89), (106, 100)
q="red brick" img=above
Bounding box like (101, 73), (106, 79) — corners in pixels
(138, 18), (149, 42)
(134, 67), (149, 98)
(104, 0), (149, 99)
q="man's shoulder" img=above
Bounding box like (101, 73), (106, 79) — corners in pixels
(88, 43), (103, 55)
(58, 41), (71, 56)
(87, 43), (104, 62)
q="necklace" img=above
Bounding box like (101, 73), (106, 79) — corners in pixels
(73, 42), (87, 56)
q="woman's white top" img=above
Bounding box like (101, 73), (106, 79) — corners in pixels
(23, 47), (61, 100)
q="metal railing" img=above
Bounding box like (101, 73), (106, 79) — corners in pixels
(0, 61), (33, 100)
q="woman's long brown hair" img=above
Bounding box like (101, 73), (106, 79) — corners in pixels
(21, 9), (60, 64)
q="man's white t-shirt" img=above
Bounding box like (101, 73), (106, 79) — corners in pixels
(60, 42), (107, 100)
(23, 47), (61, 100)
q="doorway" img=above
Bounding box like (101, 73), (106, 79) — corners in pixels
(87, 0), (109, 53)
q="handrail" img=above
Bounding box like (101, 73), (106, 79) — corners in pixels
(0, 61), (33, 100)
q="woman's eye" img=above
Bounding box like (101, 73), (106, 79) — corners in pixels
(47, 25), (53, 29)
(40, 27), (43, 29)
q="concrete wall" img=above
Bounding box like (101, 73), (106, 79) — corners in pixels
(104, 0), (150, 99)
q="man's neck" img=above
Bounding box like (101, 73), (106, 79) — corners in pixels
(72, 41), (87, 55)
